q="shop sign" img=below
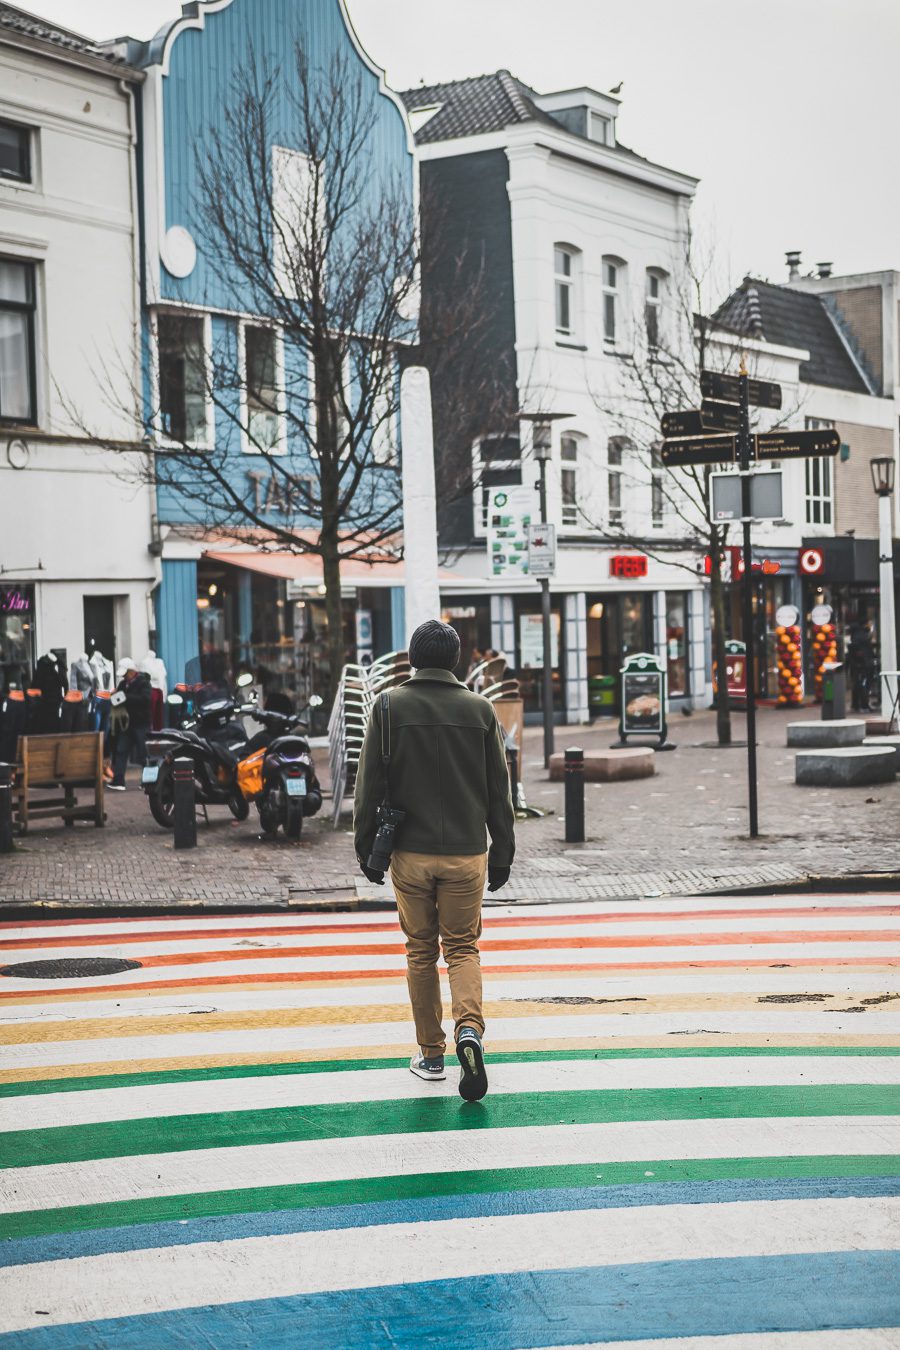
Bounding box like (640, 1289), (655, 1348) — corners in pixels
(0, 587), (32, 614)
(486, 485), (533, 579)
(617, 651), (671, 747)
(811, 603), (833, 626)
(518, 612), (559, 669)
(246, 470), (308, 516)
(775, 604), (800, 627)
(610, 554), (648, 579)
(799, 546), (825, 575)
(445, 606), (476, 620)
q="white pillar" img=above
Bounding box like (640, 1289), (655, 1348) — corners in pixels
(878, 492), (897, 721)
(400, 366), (441, 643)
(563, 592), (589, 724)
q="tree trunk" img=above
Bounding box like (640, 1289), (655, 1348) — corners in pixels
(321, 540), (344, 709)
(709, 531), (732, 746)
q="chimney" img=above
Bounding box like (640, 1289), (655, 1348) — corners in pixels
(786, 250), (801, 280)
(817, 262), (833, 279)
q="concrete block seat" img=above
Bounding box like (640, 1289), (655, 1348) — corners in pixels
(786, 719), (866, 749)
(548, 747), (655, 783)
(863, 735), (900, 771)
(795, 746), (896, 788)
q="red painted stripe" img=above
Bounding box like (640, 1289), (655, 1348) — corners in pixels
(3, 905), (898, 950)
(1, 954), (897, 1000)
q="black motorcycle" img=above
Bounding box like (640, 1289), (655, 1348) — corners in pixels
(142, 674), (255, 829)
(236, 696), (324, 840)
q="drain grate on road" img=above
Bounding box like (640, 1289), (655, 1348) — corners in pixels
(0, 958), (143, 980)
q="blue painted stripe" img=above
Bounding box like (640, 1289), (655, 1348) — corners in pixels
(4, 1173), (899, 1269)
(2, 1250), (898, 1348)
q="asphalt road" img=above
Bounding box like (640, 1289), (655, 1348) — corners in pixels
(0, 891), (899, 1346)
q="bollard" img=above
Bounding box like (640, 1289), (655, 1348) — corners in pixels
(564, 746), (585, 844)
(0, 762), (13, 855)
(172, 756), (197, 850)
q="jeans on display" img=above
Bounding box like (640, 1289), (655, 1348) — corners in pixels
(111, 725), (148, 786)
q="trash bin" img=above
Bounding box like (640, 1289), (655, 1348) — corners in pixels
(821, 661), (846, 721)
(588, 674), (616, 716)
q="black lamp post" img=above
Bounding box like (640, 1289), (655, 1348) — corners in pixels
(871, 455), (897, 722)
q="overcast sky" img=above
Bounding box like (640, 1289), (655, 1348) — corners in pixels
(23, 0), (898, 295)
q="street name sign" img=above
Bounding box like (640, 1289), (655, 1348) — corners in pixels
(700, 370), (782, 410)
(661, 434), (737, 467)
(754, 428), (841, 460)
(700, 399), (742, 431)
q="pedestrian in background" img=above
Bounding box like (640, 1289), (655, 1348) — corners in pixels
(108, 659), (152, 791)
(354, 619), (515, 1101)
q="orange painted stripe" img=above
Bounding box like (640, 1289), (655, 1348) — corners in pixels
(3, 905), (900, 951)
(2, 955), (898, 1000)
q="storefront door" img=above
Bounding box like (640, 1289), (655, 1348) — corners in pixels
(586, 592), (653, 717)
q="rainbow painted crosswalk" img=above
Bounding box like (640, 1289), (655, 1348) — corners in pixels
(0, 893), (899, 1347)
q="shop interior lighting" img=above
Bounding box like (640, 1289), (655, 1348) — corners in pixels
(208, 583), (218, 596)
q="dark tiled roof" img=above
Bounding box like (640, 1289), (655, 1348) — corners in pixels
(401, 71), (560, 145)
(714, 278), (871, 394)
(0, 2), (128, 64)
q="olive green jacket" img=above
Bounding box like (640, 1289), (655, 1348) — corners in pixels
(353, 668), (516, 868)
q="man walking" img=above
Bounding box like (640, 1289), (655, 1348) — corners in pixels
(354, 620), (515, 1101)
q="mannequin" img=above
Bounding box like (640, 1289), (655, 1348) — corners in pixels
(69, 653), (96, 696)
(89, 649), (114, 693)
(32, 652), (65, 733)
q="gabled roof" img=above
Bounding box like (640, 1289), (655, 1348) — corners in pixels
(0, 2), (134, 70)
(401, 71), (560, 145)
(714, 278), (872, 394)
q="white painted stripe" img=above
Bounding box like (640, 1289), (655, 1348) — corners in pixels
(6, 1055), (900, 1133)
(4, 968), (895, 1022)
(8, 893), (887, 941)
(2, 1115), (898, 1215)
(2, 941), (897, 993)
(1, 1197), (897, 1333)
(6, 914), (895, 962)
(542, 1333), (900, 1350)
(7, 1010), (900, 1071)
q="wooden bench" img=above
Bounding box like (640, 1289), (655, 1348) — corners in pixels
(14, 732), (105, 834)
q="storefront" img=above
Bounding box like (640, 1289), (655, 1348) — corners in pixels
(0, 584), (36, 695)
(720, 549), (801, 701)
(797, 537), (895, 694)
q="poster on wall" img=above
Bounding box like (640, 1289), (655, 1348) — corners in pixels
(486, 485), (534, 579)
(519, 612), (559, 669)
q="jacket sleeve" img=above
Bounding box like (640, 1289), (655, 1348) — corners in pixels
(353, 698), (385, 865)
(485, 713), (516, 867)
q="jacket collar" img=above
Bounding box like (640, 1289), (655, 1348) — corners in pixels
(409, 668), (462, 686)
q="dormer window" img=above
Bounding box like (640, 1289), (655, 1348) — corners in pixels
(588, 112), (610, 145)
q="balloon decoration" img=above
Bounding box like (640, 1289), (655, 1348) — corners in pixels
(810, 622), (838, 702)
(775, 624), (804, 705)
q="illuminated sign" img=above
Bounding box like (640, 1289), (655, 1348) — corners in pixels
(0, 587), (32, 614)
(610, 554), (648, 579)
(799, 546), (825, 575)
(703, 550), (781, 578)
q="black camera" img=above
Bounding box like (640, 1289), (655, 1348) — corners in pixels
(367, 803), (406, 872)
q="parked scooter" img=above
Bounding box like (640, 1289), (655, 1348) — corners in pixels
(236, 695), (324, 840)
(142, 673), (255, 829)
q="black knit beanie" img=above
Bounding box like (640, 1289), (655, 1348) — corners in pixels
(408, 620), (461, 672)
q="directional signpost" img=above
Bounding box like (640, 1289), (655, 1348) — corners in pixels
(659, 368), (839, 839)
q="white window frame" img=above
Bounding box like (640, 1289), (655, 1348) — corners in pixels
(588, 112), (610, 145)
(239, 320), (286, 456)
(804, 416), (834, 526)
(0, 118), (36, 190)
(560, 431), (582, 528)
(271, 145), (317, 299)
(651, 440), (665, 526)
(473, 434), (522, 536)
(554, 243), (580, 340)
(370, 364), (398, 466)
(645, 269), (666, 349)
(602, 256), (623, 346)
(153, 308), (214, 450)
(607, 435), (628, 528)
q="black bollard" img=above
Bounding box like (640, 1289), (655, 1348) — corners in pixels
(0, 763), (13, 854)
(172, 756), (197, 850)
(564, 746), (584, 843)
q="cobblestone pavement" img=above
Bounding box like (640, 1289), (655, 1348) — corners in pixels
(1, 895), (898, 1344)
(1, 706), (898, 909)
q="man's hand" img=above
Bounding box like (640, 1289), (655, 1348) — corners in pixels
(487, 864), (510, 892)
(360, 863), (385, 886)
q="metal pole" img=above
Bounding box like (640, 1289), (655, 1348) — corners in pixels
(172, 756), (197, 850)
(738, 366), (759, 838)
(537, 456), (555, 767)
(0, 763), (13, 855)
(564, 746), (584, 842)
(877, 491), (897, 723)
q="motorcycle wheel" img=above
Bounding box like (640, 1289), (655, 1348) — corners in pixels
(228, 792), (250, 821)
(285, 798), (303, 841)
(259, 789), (280, 838)
(148, 764), (176, 829)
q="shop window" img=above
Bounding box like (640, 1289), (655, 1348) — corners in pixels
(607, 436), (627, 527)
(0, 583), (35, 694)
(157, 313), (209, 445)
(602, 256), (624, 345)
(554, 244), (580, 339)
(242, 323), (283, 454)
(804, 417), (834, 525)
(560, 432), (581, 527)
(666, 591), (688, 696)
(0, 257), (36, 425)
(0, 120), (31, 184)
(651, 441), (664, 526)
(474, 434), (521, 533)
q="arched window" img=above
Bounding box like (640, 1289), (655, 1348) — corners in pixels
(645, 268), (667, 348)
(607, 435), (630, 527)
(560, 431), (585, 527)
(554, 244), (580, 338)
(602, 256), (625, 345)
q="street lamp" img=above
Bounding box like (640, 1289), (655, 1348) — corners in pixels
(870, 456), (898, 724)
(519, 411), (573, 767)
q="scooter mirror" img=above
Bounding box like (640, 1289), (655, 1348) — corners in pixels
(236, 672), (254, 688)
(309, 694), (324, 707)
(167, 693), (184, 706)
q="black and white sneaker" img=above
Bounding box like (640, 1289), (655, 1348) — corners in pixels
(456, 1026), (488, 1101)
(410, 1052), (445, 1081)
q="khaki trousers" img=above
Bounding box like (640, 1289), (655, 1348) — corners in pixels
(390, 849), (487, 1057)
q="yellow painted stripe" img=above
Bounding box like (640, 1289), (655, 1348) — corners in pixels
(3, 1033), (899, 1084)
(3, 991), (896, 1045)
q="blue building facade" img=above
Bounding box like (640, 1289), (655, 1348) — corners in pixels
(126, 0), (414, 694)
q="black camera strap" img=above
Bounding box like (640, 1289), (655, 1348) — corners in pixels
(379, 691), (392, 807)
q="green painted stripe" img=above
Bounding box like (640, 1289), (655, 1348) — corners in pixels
(3, 1085), (898, 1170)
(3, 1154), (898, 1243)
(4, 1045), (899, 1099)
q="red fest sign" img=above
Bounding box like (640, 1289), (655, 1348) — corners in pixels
(610, 554), (648, 579)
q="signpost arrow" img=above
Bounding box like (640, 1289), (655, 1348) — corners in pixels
(661, 434), (737, 467)
(660, 410), (704, 438)
(700, 399), (742, 432)
(754, 428), (841, 460)
(700, 370), (782, 410)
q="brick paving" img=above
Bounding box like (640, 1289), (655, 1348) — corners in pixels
(1, 705), (897, 909)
